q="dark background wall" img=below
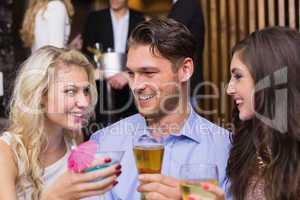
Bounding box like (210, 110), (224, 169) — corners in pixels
(0, 0), (27, 118)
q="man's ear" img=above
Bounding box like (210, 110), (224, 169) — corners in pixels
(177, 57), (194, 82)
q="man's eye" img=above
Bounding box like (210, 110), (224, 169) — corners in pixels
(145, 72), (156, 76)
(127, 71), (134, 77)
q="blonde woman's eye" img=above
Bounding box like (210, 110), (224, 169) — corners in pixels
(126, 71), (134, 78)
(64, 89), (76, 96)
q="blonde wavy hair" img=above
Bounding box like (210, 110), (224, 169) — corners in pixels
(7, 46), (97, 200)
(20, 0), (74, 48)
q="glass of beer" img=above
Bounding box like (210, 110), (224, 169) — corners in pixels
(180, 164), (219, 200)
(133, 129), (165, 199)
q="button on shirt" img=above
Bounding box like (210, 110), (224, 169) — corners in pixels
(88, 106), (232, 200)
(110, 9), (129, 53)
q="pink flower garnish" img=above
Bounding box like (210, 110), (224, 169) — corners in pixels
(68, 140), (97, 172)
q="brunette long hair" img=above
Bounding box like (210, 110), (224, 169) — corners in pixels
(227, 27), (300, 199)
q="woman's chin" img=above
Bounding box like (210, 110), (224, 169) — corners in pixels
(239, 112), (255, 121)
(65, 123), (84, 132)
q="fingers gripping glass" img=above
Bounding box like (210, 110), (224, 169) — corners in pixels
(180, 164), (219, 200)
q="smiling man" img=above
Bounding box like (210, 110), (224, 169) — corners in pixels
(89, 18), (232, 200)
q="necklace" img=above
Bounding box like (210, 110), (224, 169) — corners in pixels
(256, 146), (272, 170)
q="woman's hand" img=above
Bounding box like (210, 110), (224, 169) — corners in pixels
(41, 158), (121, 200)
(188, 183), (225, 200)
(107, 73), (128, 90)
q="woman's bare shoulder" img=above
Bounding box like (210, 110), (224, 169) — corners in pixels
(0, 140), (18, 199)
(0, 139), (18, 178)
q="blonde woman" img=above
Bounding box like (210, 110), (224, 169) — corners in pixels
(20, 0), (82, 52)
(0, 46), (121, 200)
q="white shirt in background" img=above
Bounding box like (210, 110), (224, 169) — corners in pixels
(32, 0), (70, 52)
(110, 9), (129, 53)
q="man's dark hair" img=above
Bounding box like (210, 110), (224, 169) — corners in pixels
(128, 17), (196, 68)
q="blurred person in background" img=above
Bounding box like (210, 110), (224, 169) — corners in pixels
(169, 0), (205, 113)
(20, 0), (82, 52)
(83, 0), (144, 128)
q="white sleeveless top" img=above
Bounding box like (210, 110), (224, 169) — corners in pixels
(32, 0), (70, 52)
(0, 132), (71, 200)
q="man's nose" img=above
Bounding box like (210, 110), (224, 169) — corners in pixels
(130, 75), (147, 92)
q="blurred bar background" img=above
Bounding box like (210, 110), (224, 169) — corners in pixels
(0, 0), (299, 130)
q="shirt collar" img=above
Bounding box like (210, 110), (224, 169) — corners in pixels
(135, 104), (202, 144)
(178, 105), (201, 143)
(110, 9), (129, 22)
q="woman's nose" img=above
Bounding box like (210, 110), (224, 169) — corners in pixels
(226, 80), (235, 95)
(76, 93), (90, 108)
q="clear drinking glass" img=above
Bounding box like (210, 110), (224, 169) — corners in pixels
(180, 163), (219, 200)
(85, 150), (124, 173)
(85, 149), (125, 200)
(133, 128), (165, 200)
